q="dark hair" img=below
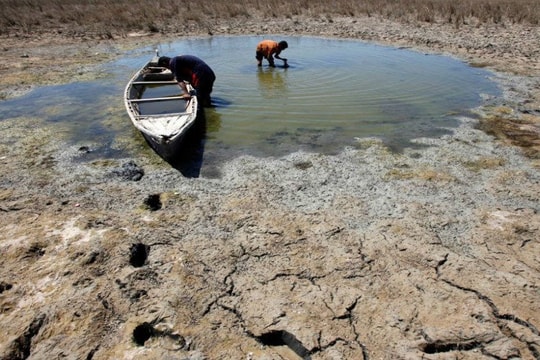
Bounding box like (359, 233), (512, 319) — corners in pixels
(278, 41), (288, 49)
(157, 56), (171, 68)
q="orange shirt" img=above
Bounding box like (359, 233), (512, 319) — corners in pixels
(256, 40), (280, 57)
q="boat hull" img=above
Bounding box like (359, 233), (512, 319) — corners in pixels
(141, 130), (188, 161)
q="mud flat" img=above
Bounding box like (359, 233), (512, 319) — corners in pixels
(0, 15), (539, 359)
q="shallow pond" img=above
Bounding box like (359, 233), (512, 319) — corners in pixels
(1, 36), (499, 173)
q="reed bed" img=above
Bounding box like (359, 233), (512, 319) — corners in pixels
(0, 0), (538, 37)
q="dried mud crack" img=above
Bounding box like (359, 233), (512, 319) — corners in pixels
(0, 15), (539, 360)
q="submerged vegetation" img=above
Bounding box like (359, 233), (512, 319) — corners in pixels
(0, 0), (538, 38)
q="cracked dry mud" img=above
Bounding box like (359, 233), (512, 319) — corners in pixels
(1, 15), (540, 360)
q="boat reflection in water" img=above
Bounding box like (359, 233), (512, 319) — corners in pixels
(162, 109), (207, 178)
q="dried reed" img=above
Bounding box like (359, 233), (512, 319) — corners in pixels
(0, 0), (538, 37)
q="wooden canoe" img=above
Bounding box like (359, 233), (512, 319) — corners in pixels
(124, 52), (198, 160)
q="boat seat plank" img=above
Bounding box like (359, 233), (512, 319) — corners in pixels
(129, 96), (188, 103)
(132, 81), (178, 85)
(136, 112), (190, 118)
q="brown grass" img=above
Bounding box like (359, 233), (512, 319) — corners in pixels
(385, 167), (456, 182)
(462, 157), (506, 171)
(479, 116), (540, 159)
(0, 0), (538, 38)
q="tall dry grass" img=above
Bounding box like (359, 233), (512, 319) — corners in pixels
(0, 0), (538, 37)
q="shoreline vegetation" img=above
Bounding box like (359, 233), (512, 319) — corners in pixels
(1, 0), (539, 38)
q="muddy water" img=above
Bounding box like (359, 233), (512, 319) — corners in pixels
(0, 36), (499, 164)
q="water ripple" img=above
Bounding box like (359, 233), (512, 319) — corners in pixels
(1, 35), (499, 160)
